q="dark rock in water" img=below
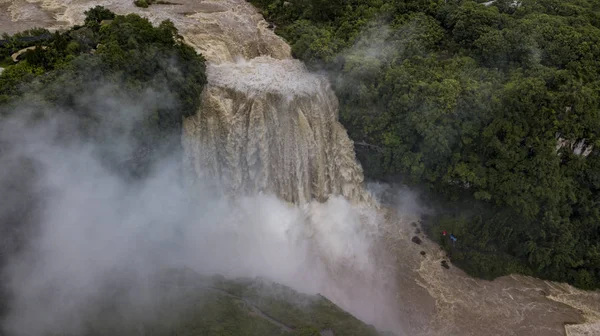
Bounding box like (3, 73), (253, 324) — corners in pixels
(415, 228), (421, 234)
(411, 222), (418, 227)
(420, 251), (426, 256)
(441, 260), (450, 269)
(411, 236), (422, 245)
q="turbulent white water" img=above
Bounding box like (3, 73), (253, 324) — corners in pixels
(2, 1), (600, 336)
(183, 57), (372, 204)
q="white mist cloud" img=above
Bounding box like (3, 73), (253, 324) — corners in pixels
(0, 72), (411, 336)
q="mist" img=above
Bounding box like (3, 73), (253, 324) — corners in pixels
(0, 67), (417, 336)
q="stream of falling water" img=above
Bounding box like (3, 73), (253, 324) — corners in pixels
(2, 1), (600, 335)
(182, 57), (373, 205)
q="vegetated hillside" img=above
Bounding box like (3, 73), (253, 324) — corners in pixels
(0, 6), (206, 319)
(250, 0), (600, 289)
(52, 268), (384, 336)
(0, 6), (207, 177)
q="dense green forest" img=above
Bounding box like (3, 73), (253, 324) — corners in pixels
(0, 6), (206, 321)
(0, 6), (206, 176)
(249, 0), (600, 289)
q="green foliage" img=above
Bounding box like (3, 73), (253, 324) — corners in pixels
(208, 278), (381, 336)
(134, 0), (149, 8)
(57, 270), (384, 336)
(0, 7), (206, 177)
(251, 0), (600, 289)
(83, 5), (115, 26)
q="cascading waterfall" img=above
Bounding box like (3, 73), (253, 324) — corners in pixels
(182, 57), (373, 204)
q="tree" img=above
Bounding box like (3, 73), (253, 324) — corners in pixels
(84, 5), (116, 26)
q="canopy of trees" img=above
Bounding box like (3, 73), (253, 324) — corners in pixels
(250, 0), (600, 289)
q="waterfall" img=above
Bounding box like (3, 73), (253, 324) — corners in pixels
(175, 1), (373, 205)
(182, 57), (372, 204)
